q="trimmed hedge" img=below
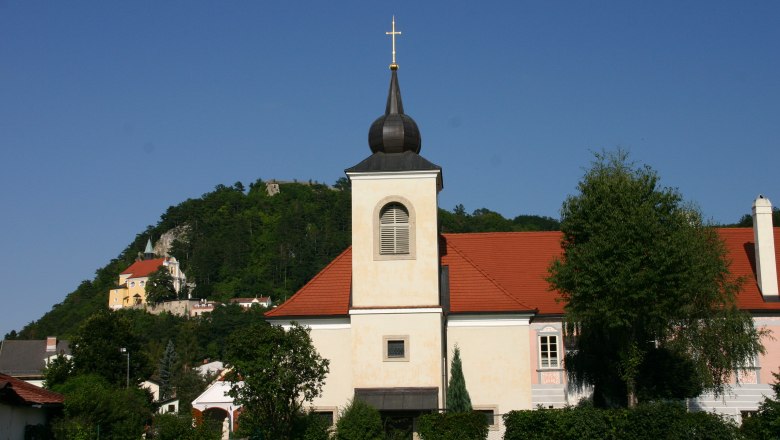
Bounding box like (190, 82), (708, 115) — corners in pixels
(418, 412), (488, 440)
(503, 402), (740, 440)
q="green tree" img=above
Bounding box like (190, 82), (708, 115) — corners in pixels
(225, 322), (330, 440)
(446, 345), (472, 413)
(71, 310), (150, 387)
(334, 399), (383, 440)
(149, 413), (221, 440)
(158, 339), (178, 401)
(51, 374), (154, 440)
(146, 266), (178, 304)
(547, 149), (764, 407)
(170, 366), (209, 415)
(741, 372), (780, 439)
(43, 353), (74, 389)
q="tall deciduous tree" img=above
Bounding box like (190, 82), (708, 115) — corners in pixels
(224, 322), (329, 440)
(548, 150), (764, 407)
(447, 345), (473, 413)
(146, 266), (178, 304)
(71, 310), (150, 387)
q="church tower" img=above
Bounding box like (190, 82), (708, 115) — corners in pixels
(344, 17), (445, 410)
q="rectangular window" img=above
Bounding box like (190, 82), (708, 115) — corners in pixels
(474, 408), (498, 429)
(383, 335), (410, 361)
(387, 340), (405, 358)
(539, 335), (559, 368)
(313, 410), (334, 426)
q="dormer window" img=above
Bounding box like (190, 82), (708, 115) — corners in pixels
(379, 203), (410, 255)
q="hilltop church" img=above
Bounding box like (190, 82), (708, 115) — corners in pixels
(265, 29), (780, 439)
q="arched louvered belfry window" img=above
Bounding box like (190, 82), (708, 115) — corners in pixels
(379, 203), (410, 255)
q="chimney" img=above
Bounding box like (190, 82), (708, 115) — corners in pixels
(753, 195), (779, 300)
(46, 336), (57, 352)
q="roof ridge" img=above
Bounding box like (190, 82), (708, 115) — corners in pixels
(265, 246), (352, 317)
(445, 239), (535, 311)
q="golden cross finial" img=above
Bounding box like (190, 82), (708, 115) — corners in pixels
(386, 16), (401, 70)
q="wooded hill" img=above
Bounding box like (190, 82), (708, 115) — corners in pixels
(9, 178), (560, 341)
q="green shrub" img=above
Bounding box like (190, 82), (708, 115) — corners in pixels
(294, 411), (333, 440)
(503, 408), (562, 440)
(504, 402), (740, 440)
(150, 413), (221, 440)
(418, 411), (488, 440)
(334, 399), (383, 440)
(741, 372), (780, 440)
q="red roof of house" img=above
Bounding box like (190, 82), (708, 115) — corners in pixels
(120, 258), (166, 278)
(0, 373), (64, 405)
(266, 228), (780, 318)
(266, 248), (352, 317)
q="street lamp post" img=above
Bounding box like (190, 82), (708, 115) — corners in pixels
(120, 347), (129, 388)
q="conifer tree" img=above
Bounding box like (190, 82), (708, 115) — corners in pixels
(447, 345), (472, 413)
(158, 339), (178, 401)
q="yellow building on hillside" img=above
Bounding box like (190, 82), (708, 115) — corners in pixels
(108, 239), (187, 310)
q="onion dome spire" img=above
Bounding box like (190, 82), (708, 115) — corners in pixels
(368, 17), (422, 154)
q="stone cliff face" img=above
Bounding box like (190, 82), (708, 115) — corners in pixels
(154, 225), (190, 257)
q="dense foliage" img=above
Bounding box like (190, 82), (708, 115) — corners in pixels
(417, 412), (488, 440)
(225, 322), (329, 440)
(446, 345), (472, 413)
(51, 374), (155, 440)
(334, 399), (384, 440)
(146, 267), (179, 304)
(70, 309), (151, 387)
(503, 402), (740, 440)
(439, 204), (559, 233)
(148, 413), (221, 440)
(740, 372), (780, 439)
(725, 207), (780, 228)
(547, 150), (764, 407)
(9, 179), (557, 341)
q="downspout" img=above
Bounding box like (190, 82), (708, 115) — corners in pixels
(440, 263), (451, 411)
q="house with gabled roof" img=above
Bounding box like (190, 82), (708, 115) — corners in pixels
(0, 372), (63, 438)
(265, 27), (780, 438)
(0, 337), (71, 387)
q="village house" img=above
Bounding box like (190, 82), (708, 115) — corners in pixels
(0, 337), (71, 388)
(0, 373), (64, 438)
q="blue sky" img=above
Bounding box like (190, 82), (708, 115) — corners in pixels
(1, 1), (778, 337)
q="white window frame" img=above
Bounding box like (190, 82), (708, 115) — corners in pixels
(538, 333), (560, 369)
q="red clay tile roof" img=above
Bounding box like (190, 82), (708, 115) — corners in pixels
(265, 248), (352, 318)
(0, 373), (64, 405)
(720, 227), (780, 312)
(265, 228), (780, 318)
(120, 258), (166, 278)
(443, 232), (564, 314)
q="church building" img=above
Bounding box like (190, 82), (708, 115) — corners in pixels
(266, 23), (780, 438)
(108, 239), (187, 310)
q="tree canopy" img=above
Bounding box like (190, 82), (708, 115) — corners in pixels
(70, 309), (151, 388)
(146, 267), (179, 305)
(224, 322), (329, 440)
(547, 150), (764, 407)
